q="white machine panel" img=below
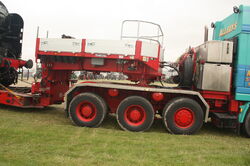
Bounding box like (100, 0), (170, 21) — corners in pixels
(39, 38), (82, 53)
(196, 40), (233, 63)
(141, 42), (159, 58)
(85, 39), (136, 56)
(159, 47), (164, 61)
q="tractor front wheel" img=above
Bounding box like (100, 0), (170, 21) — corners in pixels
(162, 97), (204, 135)
(242, 111), (250, 138)
(116, 96), (154, 132)
(69, 93), (107, 127)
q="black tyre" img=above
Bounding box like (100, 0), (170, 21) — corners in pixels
(0, 67), (18, 87)
(179, 56), (193, 87)
(243, 111), (250, 138)
(69, 93), (107, 127)
(116, 96), (154, 132)
(25, 59), (33, 69)
(162, 97), (204, 135)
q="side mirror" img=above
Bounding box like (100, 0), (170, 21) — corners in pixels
(233, 6), (240, 13)
(211, 22), (215, 28)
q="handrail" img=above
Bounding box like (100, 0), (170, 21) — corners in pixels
(120, 20), (164, 45)
(121, 36), (161, 45)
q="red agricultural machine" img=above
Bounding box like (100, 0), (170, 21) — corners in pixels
(1, 2), (250, 137)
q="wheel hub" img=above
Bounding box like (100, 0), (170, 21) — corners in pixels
(129, 109), (142, 122)
(81, 105), (93, 117)
(76, 101), (97, 122)
(124, 105), (146, 126)
(174, 108), (194, 128)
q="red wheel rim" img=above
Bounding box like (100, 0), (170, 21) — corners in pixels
(76, 101), (97, 122)
(174, 108), (194, 128)
(124, 105), (146, 126)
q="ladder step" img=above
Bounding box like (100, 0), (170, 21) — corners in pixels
(211, 112), (237, 129)
(212, 112), (237, 120)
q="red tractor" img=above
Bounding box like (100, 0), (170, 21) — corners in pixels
(32, 20), (208, 134)
(1, 5), (250, 137)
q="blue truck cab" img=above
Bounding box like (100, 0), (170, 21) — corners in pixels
(213, 5), (250, 101)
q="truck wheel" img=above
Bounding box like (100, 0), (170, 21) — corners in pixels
(162, 97), (204, 135)
(116, 96), (154, 132)
(243, 111), (250, 138)
(69, 93), (107, 127)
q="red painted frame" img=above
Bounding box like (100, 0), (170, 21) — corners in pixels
(0, 38), (242, 120)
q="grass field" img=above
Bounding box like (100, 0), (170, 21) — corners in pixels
(1, 104), (250, 166)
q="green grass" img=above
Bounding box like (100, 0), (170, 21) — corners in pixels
(0, 104), (250, 166)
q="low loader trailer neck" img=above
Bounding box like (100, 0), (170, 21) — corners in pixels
(1, 4), (250, 137)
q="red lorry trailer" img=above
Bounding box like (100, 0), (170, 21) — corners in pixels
(0, 19), (249, 137)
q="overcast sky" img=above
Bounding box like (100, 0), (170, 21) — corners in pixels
(4, 0), (250, 61)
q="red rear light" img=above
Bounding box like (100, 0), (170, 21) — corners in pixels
(152, 92), (164, 102)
